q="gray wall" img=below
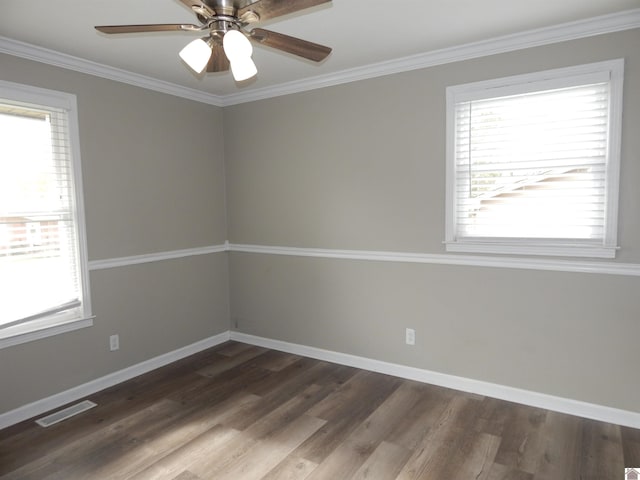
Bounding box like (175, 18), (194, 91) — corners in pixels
(0, 54), (229, 413)
(225, 29), (640, 412)
(1, 28), (638, 418)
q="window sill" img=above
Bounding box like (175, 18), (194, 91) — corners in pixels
(444, 240), (618, 259)
(0, 315), (94, 350)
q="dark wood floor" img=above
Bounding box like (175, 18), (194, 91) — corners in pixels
(1, 342), (638, 479)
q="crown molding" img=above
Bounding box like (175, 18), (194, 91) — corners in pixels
(1, 9), (638, 107)
(0, 36), (225, 107)
(222, 8), (640, 105)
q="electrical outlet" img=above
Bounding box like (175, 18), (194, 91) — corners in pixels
(109, 334), (119, 351)
(405, 328), (415, 346)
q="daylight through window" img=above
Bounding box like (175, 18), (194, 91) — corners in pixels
(0, 81), (90, 341)
(445, 60), (623, 258)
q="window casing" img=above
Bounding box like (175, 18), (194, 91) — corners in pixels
(445, 60), (624, 258)
(0, 80), (91, 347)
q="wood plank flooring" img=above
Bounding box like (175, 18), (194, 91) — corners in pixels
(1, 341), (638, 479)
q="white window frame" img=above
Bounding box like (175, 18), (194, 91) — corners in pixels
(445, 59), (624, 258)
(0, 80), (92, 349)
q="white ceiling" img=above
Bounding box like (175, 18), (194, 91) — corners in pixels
(1, 0), (639, 99)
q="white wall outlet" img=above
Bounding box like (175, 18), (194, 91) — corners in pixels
(109, 334), (120, 351)
(405, 328), (415, 346)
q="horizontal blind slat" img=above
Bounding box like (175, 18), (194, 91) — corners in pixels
(0, 99), (83, 328)
(454, 80), (610, 241)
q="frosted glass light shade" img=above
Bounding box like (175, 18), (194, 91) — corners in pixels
(179, 38), (212, 74)
(230, 57), (258, 81)
(223, 30), (253, 60)
(223, 30), (257, 81)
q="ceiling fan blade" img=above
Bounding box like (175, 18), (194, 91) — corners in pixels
(95, 24), (201, 34)
(207, 42), (230, 72)
(250, 28), (331, 62)
(238, 0), (331, 23)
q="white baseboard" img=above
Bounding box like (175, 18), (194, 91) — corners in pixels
(0, 332), (230, 430)
(3, 330), (638, 431)
(229, 331), (640, 429)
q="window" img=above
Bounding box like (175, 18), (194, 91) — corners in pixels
(0, 80), (91, 347)
(445, 60), (624, 258)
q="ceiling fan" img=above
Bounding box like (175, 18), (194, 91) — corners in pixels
(95, 0), (333, 82)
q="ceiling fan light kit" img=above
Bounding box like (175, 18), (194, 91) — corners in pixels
(179, 37), (213, 74)
(223, 29), (257, 81)
(229, 56), (258, 82)
(95, 0), (332, 82)
(223, 29), (251, 59)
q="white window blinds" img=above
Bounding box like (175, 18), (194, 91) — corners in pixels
(0, 98), (86, 329)
(445, 60), (623, 258)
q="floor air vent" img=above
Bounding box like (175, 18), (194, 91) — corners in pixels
(35, 400), (97, 427)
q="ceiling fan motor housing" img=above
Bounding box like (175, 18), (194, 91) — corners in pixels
(95, 0), (333, 76)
